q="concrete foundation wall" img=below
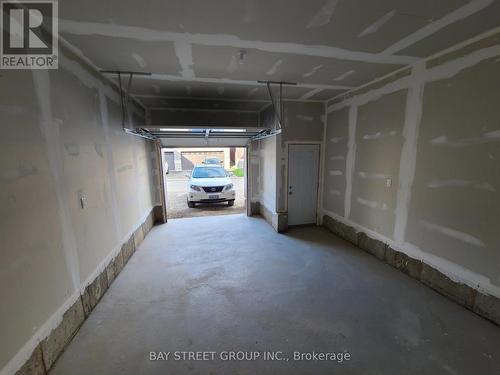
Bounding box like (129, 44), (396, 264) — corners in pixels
(323, 214), (500, 327)
(0, 45), (158, 374)
(323, 33), (500, 301)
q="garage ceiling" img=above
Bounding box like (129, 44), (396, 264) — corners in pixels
(59, 0), (500, 110)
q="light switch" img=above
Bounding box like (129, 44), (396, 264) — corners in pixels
(386, 178), (392, 188)
(80, 196), (87, 209)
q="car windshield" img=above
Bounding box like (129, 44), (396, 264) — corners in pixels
(192, 167), (226, 178)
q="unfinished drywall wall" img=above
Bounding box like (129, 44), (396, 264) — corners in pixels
(278, 102), (325, 213)
(259, 104), (275, 130)
(323, 33), (500, 297)
(323, 107), (349, 215)
(0, 45), (157, 373)
(405, 56), (500, 287)
(258, 135), (277, 215)
(248, 140), (261, 208)
(247, 135), (281, 230)
(350, 89), (407, 239)
(249, 101), (324, 230)
(281, 101), (325, 143)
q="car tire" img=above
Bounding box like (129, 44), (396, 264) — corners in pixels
(227, 200), (235, 207)
(187, 200), (195, 208)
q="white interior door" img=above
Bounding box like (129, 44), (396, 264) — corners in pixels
(288, 144), (320, 226)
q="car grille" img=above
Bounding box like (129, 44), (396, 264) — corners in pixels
(202, 186), (224, 193)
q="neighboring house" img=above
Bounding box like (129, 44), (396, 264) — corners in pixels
(163, 148), (233, 171)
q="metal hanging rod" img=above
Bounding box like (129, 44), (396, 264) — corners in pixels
(100, 70), (152, 76)
(257, 80), (297, 130)
(100, 70), (152, 130)
(257, 80), (297, 86)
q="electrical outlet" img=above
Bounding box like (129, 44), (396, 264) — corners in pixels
(386, 178), (392, 188)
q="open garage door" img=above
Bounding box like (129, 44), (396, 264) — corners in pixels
(143, 97), (281, 221)
(145, 123), (278, 222)
(145, 127), (265, 148)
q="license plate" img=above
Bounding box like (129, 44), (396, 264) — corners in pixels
(208, 194), (219, 199)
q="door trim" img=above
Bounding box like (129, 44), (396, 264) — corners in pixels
(286, 141), (322, 226)
(245, 145), (251, 217)
(158, 145), (168, 223)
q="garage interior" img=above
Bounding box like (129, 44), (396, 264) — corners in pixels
(1, 0), (500, 374)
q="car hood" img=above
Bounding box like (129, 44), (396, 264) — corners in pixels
(190, 177), (232, 187)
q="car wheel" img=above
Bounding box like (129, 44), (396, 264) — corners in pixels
(187, 200), (195, 208)
(227, 200), (234, 207)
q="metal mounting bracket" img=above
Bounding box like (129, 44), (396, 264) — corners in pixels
(124, 128), (156, 140)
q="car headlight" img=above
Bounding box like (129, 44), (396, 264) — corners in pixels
(224, 183), (234, 191)
(190, 184), (202, 191)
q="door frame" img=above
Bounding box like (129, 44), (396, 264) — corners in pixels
(156, 144), (168, 223)
(245, 145), (251, 216)
(158, 146), (169, 223)
(285, 141), (322, 225)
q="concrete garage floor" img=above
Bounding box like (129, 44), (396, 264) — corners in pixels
(166, 172), (246, 219)
(50, 215), (500, 375)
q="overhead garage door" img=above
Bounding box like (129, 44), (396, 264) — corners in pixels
(145, 127), (269, 148)
(181, 151), (224, 170)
